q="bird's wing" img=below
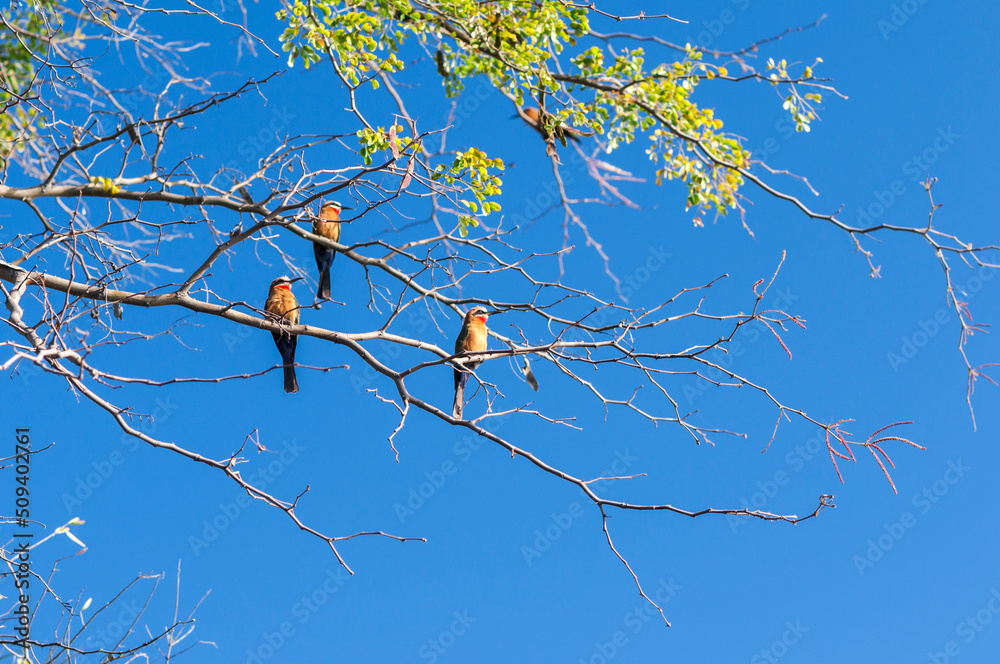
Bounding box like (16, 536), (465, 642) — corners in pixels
(454, 324), (469, 355)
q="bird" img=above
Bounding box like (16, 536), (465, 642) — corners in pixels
(522, 357), (539, 391)
(312, 201), (346, 302)
(518, 107), (591, 145)
(236, 185), (254, 205)
(265, 275), (303, 393)
(452, 306), (497, 419)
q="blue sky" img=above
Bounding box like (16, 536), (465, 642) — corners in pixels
(6, 1), (1000, 662)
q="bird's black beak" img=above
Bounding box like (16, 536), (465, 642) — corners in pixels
(509, 113), (521, 120)
(484, 309), (505, 316)
(288, 277), (305, 284)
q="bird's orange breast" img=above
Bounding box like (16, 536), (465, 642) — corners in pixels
(266, 288), (300, 325)
(465, 321), (488, 353)
(313, 219), (341, 243)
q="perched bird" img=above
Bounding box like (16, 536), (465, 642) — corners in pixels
(452, 306), (497, 419)
(518, 107), (591, 145)
(265, 276), (303, 393)
(522, 357), (539, 391)
(126, 120), (148, 158)
(312, 201), (346, 301)
(236, 185), (254, 205)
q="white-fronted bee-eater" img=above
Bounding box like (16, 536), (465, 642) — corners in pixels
(452, 306), (501, 419)
(313, 201), (345, 301)
(265, 275), (303, 393)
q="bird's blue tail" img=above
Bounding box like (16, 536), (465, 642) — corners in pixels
(452, 370), (470, 419)
(273, 332), (298, 393)
(314, 245), (335, 300)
